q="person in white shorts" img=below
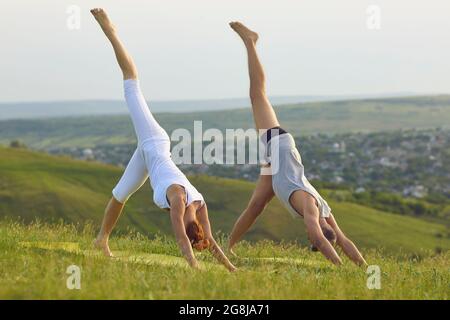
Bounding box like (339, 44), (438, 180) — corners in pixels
(90, 8), (236, 271)
(227, 22), (367, 266)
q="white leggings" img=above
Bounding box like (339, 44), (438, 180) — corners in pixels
(112, 147), (148, 204)
(112, 80), (203, 208)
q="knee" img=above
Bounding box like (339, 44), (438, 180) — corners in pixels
(246, 198), (269, 215)
(249, 87), (267, 104)
(112, 188), (128, 204)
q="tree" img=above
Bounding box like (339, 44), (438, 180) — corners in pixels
(9, 140), (26, 149)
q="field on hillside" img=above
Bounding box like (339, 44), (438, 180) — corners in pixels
(1, 147), (449, 254)
(1, 95), (449, 148)
(0, 221), (448, 300)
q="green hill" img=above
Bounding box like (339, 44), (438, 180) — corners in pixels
(1, 95), (449, 149)
(0, 146), (448, 254)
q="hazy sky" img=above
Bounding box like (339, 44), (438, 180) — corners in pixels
(1, 0), (449, 102)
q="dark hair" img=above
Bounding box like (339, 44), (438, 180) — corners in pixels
(186, 220), (210, 251)
(310, 223), (337, 252)
(321, 224), (337, 244)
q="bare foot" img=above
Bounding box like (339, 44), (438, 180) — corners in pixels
(90, 8), (116, 36)
(93, 237), (114, 257)
(229, 21), (259, 45)
(228, 265), (238, 273)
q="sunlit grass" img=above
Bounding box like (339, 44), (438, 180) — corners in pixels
(1, 221), (448, 300)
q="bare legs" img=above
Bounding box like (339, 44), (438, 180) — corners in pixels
(229, 22), (279, 131)
(94, 197), (125, 257)
(91, 8), (138, 80)
(229, 22), (346, 266)
(228, 175), (274, 254)
(227, 22), (280, 253)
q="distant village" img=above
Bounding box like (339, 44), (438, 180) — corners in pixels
(46, 128), (450, 199)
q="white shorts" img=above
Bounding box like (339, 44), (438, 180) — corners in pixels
(112, 79), (204, 209)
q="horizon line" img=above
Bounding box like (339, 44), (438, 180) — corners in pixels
(1, 91), (443, 105)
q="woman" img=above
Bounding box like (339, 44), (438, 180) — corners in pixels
(90, 8), (236, 272)
(227, 22), (367, 266)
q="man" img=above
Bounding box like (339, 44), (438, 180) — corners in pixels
(227, 21), (367, 267)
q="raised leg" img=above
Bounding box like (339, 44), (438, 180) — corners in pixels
(91, 8), (167, 146)
(230, 22), (280, 130)
(91, 8), (137, 80)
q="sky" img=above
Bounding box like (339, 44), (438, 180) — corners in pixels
(1, 0), (449, 102)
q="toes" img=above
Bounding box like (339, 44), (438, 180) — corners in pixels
(90, 8), (104, 16)
(229, 21), (246, 31)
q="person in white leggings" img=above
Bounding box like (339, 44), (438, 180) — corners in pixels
(91, 8), (236, 271)
(114, 79), (204, 210)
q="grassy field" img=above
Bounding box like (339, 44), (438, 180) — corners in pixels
(1, 95), (450, 148)
(1, 147), (449, 254)
(0, 221), (448, 299)
(1, 147), (449, 299)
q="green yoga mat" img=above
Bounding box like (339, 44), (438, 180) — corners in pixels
(18, 241), (217, 269)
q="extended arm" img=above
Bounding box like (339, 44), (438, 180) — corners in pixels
(197, 204), (237, 272)
(304, 212), (342, 266)
(326, 214), (367, 266)
(169, 193), (199, 268)
(228, 174), (274, 254)
(289, 191), (342, 265)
